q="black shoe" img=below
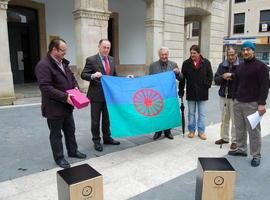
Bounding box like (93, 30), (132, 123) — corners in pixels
(68, 150), (87, 159)
(56, 158), (70, 169)
(251, 158), (260, 167)
(165, 133), (174, 140)
(215, 139), (229, 145)
(228, 150), (247, 157)
(94, 143), (103, 151)
(153, 132), (162, 140)
(103, 138), (120, 145)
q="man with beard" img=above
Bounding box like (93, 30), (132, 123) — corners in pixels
(228, 41), (269, 167)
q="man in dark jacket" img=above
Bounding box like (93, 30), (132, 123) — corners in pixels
(228, 41), (269, 167)
(35, 39), (86, 169)
(179, 45), (213, 140)
(214, 47), (239, 150)
(81, 39), (120, 152)
(149, 47), (182, 140)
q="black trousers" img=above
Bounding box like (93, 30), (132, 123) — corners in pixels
(47, 113), (78, 162)
(156, 129), (171, 135)
(91, 101), (111, 143)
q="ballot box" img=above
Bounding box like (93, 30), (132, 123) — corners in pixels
(57, 164), (103, 200)
(195, 157), (236, 200)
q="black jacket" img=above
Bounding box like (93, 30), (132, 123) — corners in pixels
(214, 58), (239, 99)
(35, 55), (78, 119)
(235, 57), (269, 105)
(178, 56), (213, 101)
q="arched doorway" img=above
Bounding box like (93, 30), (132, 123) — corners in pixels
(184, 7), (211, 59)
(184, 0), (226, 70)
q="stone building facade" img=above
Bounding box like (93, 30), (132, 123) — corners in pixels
(0, 0), (226, 105)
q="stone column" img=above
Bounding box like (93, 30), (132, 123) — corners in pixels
(200, 0), (225, 71)
(0, 0), (15, 105)
(145, 0), (164, 65)
(163, 0), (185, 65)
(145, 0), (185, 67)
(73, 0), (110, 90)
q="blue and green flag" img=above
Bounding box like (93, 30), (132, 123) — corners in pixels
(101, 71), (181, 137)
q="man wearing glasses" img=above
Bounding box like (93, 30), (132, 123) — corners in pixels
(35, 38), (86, 168)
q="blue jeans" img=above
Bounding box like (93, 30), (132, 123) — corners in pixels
(187, 101), (207, 133)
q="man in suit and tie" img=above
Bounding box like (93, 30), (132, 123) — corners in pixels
(35, 38), (86, 169)
(81, 39), (120, 152)
(149, 47), (182, 140)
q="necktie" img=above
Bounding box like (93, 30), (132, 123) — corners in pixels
(103, 57), (110, 75)
(162, 62), (167, 72)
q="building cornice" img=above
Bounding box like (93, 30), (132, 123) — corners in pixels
(73, 9), (111, 21)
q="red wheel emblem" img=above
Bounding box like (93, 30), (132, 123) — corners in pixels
(133, 89), (164, 116)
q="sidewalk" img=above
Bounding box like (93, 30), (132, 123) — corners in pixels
(1, 110), (270, 199)
(1, 87), (270, 199)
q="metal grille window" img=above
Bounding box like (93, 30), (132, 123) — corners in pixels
(233, 13), (245, 34)
(259, 10), (270, 32)
(192, 21), (200, 37)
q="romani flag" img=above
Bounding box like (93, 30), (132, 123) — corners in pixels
(101, 71), (181, 137)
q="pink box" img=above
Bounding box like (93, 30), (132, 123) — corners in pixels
(66, 89), (90, 109)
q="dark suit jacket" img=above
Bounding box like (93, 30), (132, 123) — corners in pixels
(149, 60), (182, 81)
(81, 54), (117, 102)
(35, 55), (78, 119)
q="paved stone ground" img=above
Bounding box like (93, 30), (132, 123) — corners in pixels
(130, 134), (270, 200)
(0, 87), (221, 182)
(0, 86), (270, 199)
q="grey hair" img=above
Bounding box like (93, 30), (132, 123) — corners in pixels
(159, 47), (169, 54)
(226, 46), (237, 54)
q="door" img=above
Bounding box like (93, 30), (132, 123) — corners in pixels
(7, 6), (40, 84)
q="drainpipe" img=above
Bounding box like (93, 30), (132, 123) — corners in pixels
(228, 0), (232, 37)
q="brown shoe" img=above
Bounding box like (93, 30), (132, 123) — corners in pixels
(198, 133), (207, 140)
(230, 143), (237, 150)
(188, 132), (195, 138)
(215, 139), (229, 145)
